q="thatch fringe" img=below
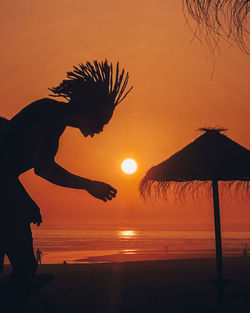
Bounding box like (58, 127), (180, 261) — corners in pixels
(139, 178), (250, 203)
(182, 0), (250, 54)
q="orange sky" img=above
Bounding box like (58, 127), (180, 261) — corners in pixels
(0, 0), (249, 228)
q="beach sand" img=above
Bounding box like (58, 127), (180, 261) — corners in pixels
(2, 257), (250, 313)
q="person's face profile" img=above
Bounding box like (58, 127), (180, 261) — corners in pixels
(78, 114), (107, 137)
(70, 95), (114, 137)
(79, 121), (104, 137)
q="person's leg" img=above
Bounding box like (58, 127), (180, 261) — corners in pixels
(4, 225), (37, 312)
(0, 251), (4, 273)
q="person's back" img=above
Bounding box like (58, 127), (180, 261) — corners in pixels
(0, 98), (65, 176)
(0, 98), (64, 228)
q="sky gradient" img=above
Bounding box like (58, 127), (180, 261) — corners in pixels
(1, 0), (249, 228)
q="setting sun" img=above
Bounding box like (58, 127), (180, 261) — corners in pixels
(121, 159), (138, 174)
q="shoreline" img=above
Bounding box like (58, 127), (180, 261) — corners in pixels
(72, 250), (247, 264)
(4, 250), (248, 266)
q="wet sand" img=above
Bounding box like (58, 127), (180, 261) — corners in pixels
(2, 257), (250, 312)
(72, 250), (224, 263)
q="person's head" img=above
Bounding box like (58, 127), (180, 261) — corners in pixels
(49, 60), (132, 137)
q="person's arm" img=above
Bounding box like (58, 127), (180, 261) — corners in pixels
(34, 161), (117, 202)
(16, 179), (42, 226)
(33, 119), (117, 202)
(35, 161), (91, 189)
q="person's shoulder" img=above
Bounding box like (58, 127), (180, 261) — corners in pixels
(11, 98), (66, 122)
(21, 98), (64, 114)
(30, 97), (64, 107)
(0, 116), (9, 129)
(0, 116), (10, 137)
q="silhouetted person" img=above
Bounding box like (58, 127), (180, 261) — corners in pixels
(0, 60), (132, 312)
(36, 248), (43, 265)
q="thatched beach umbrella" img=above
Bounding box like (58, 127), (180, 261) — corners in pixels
(140, 128), (250, 303)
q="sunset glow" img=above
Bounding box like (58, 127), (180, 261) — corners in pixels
(1, 1), (250, 310)
(121, 159), (137, 174)
(1, 0), (249, 227)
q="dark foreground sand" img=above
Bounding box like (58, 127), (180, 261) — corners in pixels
(3, 257), (250, 313)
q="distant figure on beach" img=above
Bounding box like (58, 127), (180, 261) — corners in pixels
(243, 243), (248, 257)
(0, 60), (132, 312)
(36, 248), (43, 264)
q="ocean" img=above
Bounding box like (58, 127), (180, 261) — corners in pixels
(26, 224), (250, 264)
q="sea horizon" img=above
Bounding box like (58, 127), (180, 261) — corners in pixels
(15, 223), (250, 264)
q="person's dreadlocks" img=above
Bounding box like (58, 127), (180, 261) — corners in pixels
(49, 60), (133, 112)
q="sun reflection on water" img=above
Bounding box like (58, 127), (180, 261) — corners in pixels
(119, 230), (136, 238)
(122, 249), (137, 254)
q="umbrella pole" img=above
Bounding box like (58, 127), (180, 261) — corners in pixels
(212, 180), (224, 305)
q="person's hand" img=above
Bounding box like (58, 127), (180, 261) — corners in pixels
(86, 180), (117, 202)
(28, 207), (43, 227)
